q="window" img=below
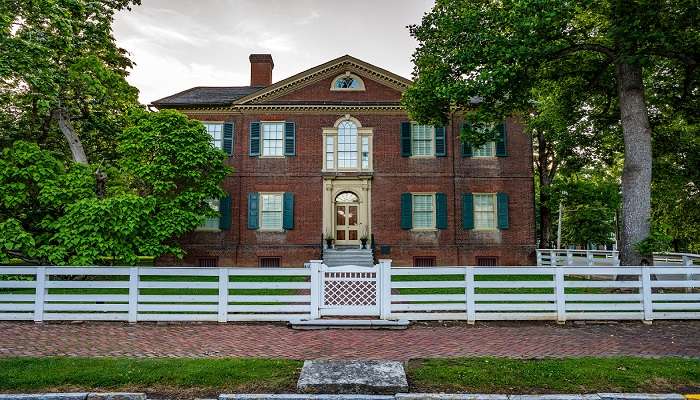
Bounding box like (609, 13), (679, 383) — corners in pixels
(411, 124), (434, 156)
(324, 116), (372, 172)
(203, 123), (223, 149)
(476, 256), (498, 266)
(331, 72), (365, 91)
(474, 194), (497, 229)
(262, 122), (284, 157)
(260, 193), (283, 230)
(413, 256), (436, 267)
(361, 136), (370, 169)
(337, 120), (358, 168)
(197, 199), (219, 230)
(259, 257), (281, 267)
(325, 136), (335, 169)
(473, 141), (496, 157)
(198, 257), (218, 267)
(413, 194), (435, 229)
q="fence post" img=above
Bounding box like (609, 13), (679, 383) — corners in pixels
(309, 260), (323, 320)
(613, 251), (620, 266)
(378, 259), (392, 320)
(566, 250), (573, 266)
(641, 266), (653, 324)
(33, 267), (46, 323)
(586, 251), (594, 266)
(128, 267), (138, 323)
(465, 266), (476, 324)
(555, 267), (566, 324)
(218, 268), (229, 323)
(536, 250), (542, 266)
(549, 250), (557, 266)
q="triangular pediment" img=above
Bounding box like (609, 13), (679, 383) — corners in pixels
(233, 55), (412, 105)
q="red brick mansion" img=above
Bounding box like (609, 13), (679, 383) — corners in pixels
(153, 54), (535, 267)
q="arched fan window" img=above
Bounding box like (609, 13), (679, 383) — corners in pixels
(331, 72), (365, 91)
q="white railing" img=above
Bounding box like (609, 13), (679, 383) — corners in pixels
(389, 265), (699, 322)
(1, 263), (698, 323)
(536, 249), (700, 267)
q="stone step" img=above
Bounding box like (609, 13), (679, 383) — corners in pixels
(290, 319), (409, 330)
(297, 360), (408, 394)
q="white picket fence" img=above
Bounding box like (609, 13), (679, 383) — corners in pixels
(536, 249), (700, 267)
(1, 263), (698, 323)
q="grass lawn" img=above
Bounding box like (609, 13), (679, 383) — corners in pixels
(1, 357), (699, 397)
(407, 357), (700, 394)
(0, 357), (302, 398)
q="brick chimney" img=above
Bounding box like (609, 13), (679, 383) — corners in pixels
(249, 54), (274, 87)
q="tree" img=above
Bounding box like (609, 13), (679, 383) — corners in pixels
(403, 0), (698, 265)
(528, 78), (621, 247)
(0, 0), (140, 165)
(0, 111), (231, 265)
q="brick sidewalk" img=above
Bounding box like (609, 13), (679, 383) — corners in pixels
(1, 321), (699, 360)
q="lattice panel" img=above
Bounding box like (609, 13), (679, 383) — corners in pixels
(323, 271), (377, 306)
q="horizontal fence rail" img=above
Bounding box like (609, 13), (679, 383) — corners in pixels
(1, 264), (698, 323)
(536, 249), (700, 267)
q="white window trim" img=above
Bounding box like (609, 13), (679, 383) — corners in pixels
(410, 123), (435, 158)
(202, 121), (224, 150)
(259, 192), (285, 232)
(196, 198), (220, 232)
(411, 192), (437, 232)
(472, 141), (496, 158)
(473, 193), (498, 231)
(330, 71), (366, 91)
(322, 116), (373, 173)
(259, 121), (286, 159)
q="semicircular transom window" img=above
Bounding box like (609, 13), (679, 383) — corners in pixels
(332, 73), (365, 91)
(336, 192), (359, 203)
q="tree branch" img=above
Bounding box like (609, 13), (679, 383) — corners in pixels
(553, 43), (615, 60)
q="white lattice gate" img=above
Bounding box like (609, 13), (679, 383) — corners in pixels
(319, 264), (380, 316)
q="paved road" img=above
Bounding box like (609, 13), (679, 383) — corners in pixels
(1, 321), (699, 360)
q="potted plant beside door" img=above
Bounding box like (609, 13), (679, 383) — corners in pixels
(324, 232), (334, 249)
(359, 225), (369, 249)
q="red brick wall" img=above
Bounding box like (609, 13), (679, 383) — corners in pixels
(272, 74), (402, 103)
(161, 72), (535, 267)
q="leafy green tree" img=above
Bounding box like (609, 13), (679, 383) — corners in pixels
(0, 0), (140, 165)
(0, 111), (231, 265)
(403, 0), (698, 265)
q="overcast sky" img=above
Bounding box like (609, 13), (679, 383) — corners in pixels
(112, 0), (434, 104)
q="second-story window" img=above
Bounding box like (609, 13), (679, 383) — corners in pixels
(323, 116), (373, 172)
(337, 120), (358, 168)
(262, 122), (284, 157)
(203, 123), (223, 149)
(411, 124), (434, 156)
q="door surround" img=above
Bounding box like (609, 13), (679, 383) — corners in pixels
(323, 177), (371, 247)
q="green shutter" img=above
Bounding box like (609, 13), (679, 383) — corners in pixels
(400, 193), (412, 229)
(461, 122), (472, 157)
(436, 192), (447, 229)
(462, 193), (474, 230)
(284, 121), (296, 156)
(283, 192), (294, 230)
(400, 122), (411, 157)
(435, 127), (447, 157)
(223, 122), (234, 156)
(249, 122), (260, 156)
(497, 192), (509, 229)
(218, 193), (232, 230)
(496, 122), (507, 157)
(247, 192), (259, 230)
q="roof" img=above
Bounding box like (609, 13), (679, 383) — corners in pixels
(152, 86), (263, 107)
(151, 55), (413, 108)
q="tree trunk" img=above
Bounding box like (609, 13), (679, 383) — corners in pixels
(616, 62), (653, 266)
(538, 170), (553, 248)
(53, 109), (88, 164)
